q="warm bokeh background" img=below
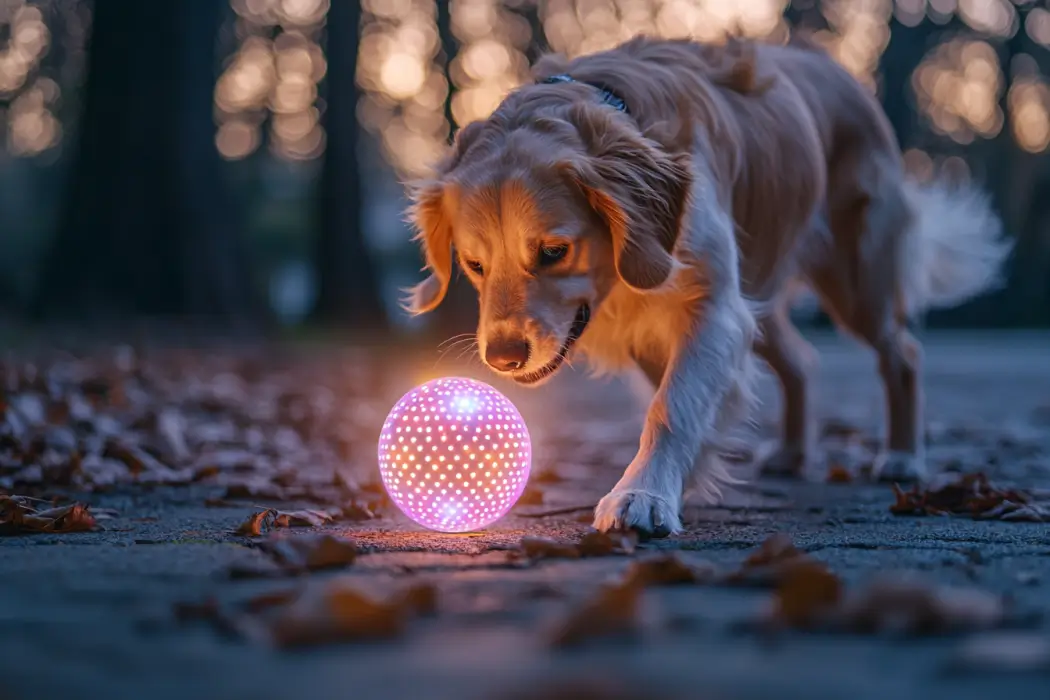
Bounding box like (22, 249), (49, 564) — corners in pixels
(1, 0), (1049, 335)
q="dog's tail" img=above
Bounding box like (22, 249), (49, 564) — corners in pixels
(898, 179), (1012, 318)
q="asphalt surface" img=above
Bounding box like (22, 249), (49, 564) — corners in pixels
(1, 330), (1049, 700)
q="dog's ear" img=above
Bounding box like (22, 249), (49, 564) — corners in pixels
(560, 105), (693, 291)
(403, 121), (489, 314)
(403, 182), (453, 315)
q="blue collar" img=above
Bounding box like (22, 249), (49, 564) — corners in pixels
(541, 74), (629, 114)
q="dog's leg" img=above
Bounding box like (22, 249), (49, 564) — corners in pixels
(593, 289), (755, 537)
(753, 304), (816, 477)
(810, 193), (926, 482)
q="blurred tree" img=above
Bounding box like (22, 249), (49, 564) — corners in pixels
(33, 0), (261, 325)
(310, 0), (389, 332)
(431, 0), (478, 340)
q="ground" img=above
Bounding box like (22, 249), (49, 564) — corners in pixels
(1, 331), (1049, 700)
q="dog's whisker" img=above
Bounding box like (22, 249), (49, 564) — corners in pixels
(436, 337), (476, 363)
(437, 333), (475, 350)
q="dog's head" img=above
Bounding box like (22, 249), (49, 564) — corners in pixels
(405, 95), (693, 385)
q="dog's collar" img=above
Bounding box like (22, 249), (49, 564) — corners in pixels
(540, 74), (628, 114)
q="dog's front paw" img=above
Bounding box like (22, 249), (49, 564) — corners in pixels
(593, 489), (681, 539)
(872, 451), (927, 483)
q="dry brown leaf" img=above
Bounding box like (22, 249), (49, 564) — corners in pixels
(273, 509), (333, 528)
(772, 560), (843, 628)
(891, 472), (1044, 521)
(242, 588), (301, 614)
(335, 502), (378, 521)
(624, 554), (718, 587)
(517, 485), (545, 506)
(258, 533), (358, 572)
(831, 575), (1006, 635)
(549, 578), (642, 647)
(744, 532), (802, 567)
(826, 464), (853, 484)
(396, 582), (439, 616)
(577, 529), (638, 556)
(0, 496), (98, 534)
(234, 510), (274, 537)
(532, 467), (565, 484)
(520, 536), (580, 560)
(267, 582), (415, 648)
(724, 533), (810, 588)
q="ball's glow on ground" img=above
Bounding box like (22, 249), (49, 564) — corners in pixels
(377, 377), (532, 533)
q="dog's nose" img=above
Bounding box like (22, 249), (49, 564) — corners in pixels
(485, 337), (530, 372)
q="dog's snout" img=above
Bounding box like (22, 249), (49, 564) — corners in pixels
(485, 336), (530, 372)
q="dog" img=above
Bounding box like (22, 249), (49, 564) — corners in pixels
(403, 36), (1011, 537)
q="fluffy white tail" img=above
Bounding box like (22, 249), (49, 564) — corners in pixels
(899, 179), (1012, 317)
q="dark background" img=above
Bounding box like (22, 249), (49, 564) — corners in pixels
(1, 0), (1049, 339)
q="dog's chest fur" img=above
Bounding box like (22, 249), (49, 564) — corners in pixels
(577, 275), (703, 377)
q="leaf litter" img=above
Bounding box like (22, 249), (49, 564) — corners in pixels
(0, 493), (110, 534)
(890, 471), (1049, 522)
(175, 578), (439, 649)
(546, 532), (1021, 647)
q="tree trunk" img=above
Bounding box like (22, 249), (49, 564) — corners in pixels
(33, 0), (260, 326)
(430, 0), (478, 341)
(310, 0), (389, 332)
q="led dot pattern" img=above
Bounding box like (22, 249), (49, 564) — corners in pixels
(377, 377), (532, 533)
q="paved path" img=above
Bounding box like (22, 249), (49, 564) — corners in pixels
(1, 331), (1049, 700)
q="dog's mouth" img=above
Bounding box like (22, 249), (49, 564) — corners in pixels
(512, 305), (591, 386)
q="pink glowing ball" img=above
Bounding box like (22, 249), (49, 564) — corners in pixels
(377, 377), (533, 533)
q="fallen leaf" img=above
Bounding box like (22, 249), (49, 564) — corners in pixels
(549, 578), (642, 647)
(258, 533), (358, 572)
(520, 536), (580, 560)
(0, 496), (98, 534)
(624, 554), (719, 587)
(744, 532), (802, 567)
(833, 575), (1006, 635)
(890, 472), (1045, 521)
(234, 510), (275, 537)
(771, 560), (843, 628)
(267, 581), (426, 648)
(396, 582), (439, 616)
(335, 502), (378, 521)
(273, 509), (333, 528)
(577, 529), (638, 556)
(517, 485), (545, 506)
(826, 463), (853, 484)
(723, 532), (810, 588)
(532, 467), (565, 484)
(242, 588), (301, 613)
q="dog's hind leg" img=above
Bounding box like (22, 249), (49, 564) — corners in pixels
(808, 190), (926, 482)
(753, 297), (817, 477)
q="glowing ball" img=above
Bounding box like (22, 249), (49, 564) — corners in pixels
(377, 377), (533, 533)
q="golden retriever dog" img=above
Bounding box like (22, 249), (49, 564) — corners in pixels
(404, 36), (1010, 537)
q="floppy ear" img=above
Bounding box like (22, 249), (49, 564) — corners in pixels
(403, 182), (453, 315)
(560, 106), (693, 291)
(402, 120), (491, 314)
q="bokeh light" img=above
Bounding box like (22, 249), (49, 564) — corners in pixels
(913, 38), (1004, 144)
(215, 0), (329, 160)
(377, 377), (533, 533)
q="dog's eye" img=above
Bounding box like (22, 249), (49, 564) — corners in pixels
(465, 259), (484, 276)
(538, 244), (569, 266)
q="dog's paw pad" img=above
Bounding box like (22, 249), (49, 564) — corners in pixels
(593, 489), (681, 538)
(872, 451), (926, 483)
